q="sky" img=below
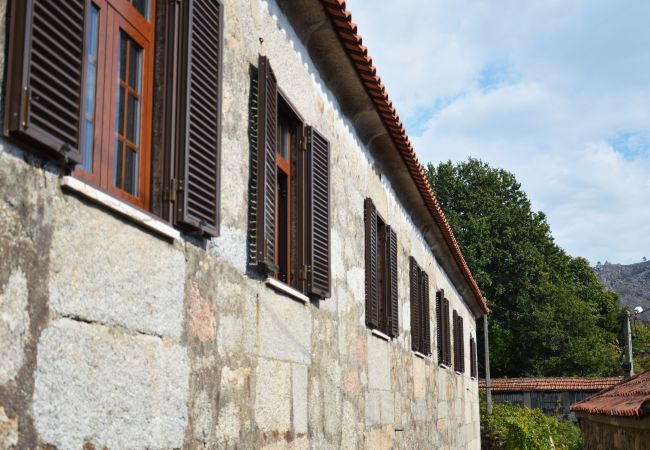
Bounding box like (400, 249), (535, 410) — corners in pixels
(345, 0), (650, 265)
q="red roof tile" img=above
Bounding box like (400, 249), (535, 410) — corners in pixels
(479, 377), (624, 392)
(319, 0), (489, 314)
(571, 370), (650, 418)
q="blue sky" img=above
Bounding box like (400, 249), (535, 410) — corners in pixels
(346, 0), (650, 265)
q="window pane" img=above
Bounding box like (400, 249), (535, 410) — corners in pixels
(131, 0), (150, 20)
(114, 31), (143, 197)
(80, 5), (100, 172)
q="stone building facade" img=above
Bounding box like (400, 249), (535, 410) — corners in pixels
(0, 0), (488, 448)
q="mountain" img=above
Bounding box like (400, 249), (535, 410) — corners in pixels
(595, 260), (650, 323)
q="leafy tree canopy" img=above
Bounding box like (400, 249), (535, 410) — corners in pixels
(426, 158), (621, 377)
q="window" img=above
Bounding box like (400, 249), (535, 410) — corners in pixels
(409, 257), (431, 355)
(469, 336), (478, 379)
(453, 310), (465, 373)
(251, 55), (331, 299)
(436, 289), (452, 366)
(5, 0), (224, 237)
(364, 198), (398, 337)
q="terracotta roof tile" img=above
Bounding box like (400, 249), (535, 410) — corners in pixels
(319, 0), (489, 314)
(571, 370), (650, 418)
(479, 377), (624, 392)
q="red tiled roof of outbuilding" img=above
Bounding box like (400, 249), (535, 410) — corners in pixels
(319, 0), (489, 314)
(571, 370), (650, 418)
(479, 377), (624, 393)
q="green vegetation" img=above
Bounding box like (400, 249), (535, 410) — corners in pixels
(426, 158), (622, 377)
(481, 401), (582, 450)
(632, 321), (650, 372)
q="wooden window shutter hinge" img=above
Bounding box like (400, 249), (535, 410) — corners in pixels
(21, 86), (31, 129)
(300, 265), (312, 281)
(164, 178), (184, 202)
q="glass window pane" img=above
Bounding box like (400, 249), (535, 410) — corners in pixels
(80, 5), (100, 173)
(114, 31), (143, 197)
(131, 0), (150, 20)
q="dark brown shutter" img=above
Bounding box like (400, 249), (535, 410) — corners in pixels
(452, 310), (458, 369)
(470, 337), (477, 378)
(410, 257), (421, 352)
(444, 299), (451, 366)
(254, 55), (278, 272)
(457, 316), (465, 372)
(421, 271), (431, 355)
(386, 226), (399, 337)
(303, 126), (330, 298)
(174, 0), (223, 236)
(364, 198), (379, 328)
(4, 0), (87, 163)
(436, 289), (444, 363)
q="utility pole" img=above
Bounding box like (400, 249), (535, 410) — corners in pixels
(484, 313), (492, 414)
(623, 310), (634, 379)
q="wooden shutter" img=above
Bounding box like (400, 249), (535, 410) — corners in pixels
(410, 257), (421, 352)
(442, 298), (451, 366)
(364, 198), (379, 328)
(421, 271), (431, 355)
(303, 126), (330, 298)
(436, 289), (444, 363)
(174, 0), (223, 236)
(470, 337), (477, 378)
(456, 316), (465, 372)
(4, 0), (87, 164)
(386, 226), (399, 337)
(254, 55), (278, 272)
(452, 310), (458, 369)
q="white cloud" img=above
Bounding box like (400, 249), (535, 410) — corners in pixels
(346, 0), (650, 264)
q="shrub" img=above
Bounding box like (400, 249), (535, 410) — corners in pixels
(481, 401), (582, 450)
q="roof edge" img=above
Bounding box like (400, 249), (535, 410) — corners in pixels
(319, 0), (488, 313)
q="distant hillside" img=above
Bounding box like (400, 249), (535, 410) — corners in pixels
(595, 260), (650, 323)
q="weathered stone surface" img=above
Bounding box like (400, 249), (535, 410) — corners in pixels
(49, 199), (186, 338)
(365, 390), (381, 427)
(255, 358), (291, 433)
(292, 364), (308, 434)
(367, 336), (391, 390)
(257, 290), (312, 364)
(0, 407), (18, 449)
(413, 357), (426, 400)
(0, 269), (28, 383)
(33, 318), (189, 449)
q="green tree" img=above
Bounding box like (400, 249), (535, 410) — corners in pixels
(632, 321), (650, 372)
(426, 158), (622, 377)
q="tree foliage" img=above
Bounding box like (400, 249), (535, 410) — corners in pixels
(426, 158), (622, 377)
(632, 321), (650, 372)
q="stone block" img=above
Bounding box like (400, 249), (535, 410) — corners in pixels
(0, 269), (28, 383)
(49, 203), (185, 338)
(257, 289), (312, 364)
(413, 357), (426, 399)
(255, 358), (291, 433)
(0, 407), (18, 449)
(33, 318), (189, 449)
(292, 364), (308, 435)
(364, 390), (381, 427)
(215, 402), (241, 445)
(413, 399), (428, 422)
(379, 390), (394, 425)
(218, 314), (245, 357)
(367, 336), (390, 391)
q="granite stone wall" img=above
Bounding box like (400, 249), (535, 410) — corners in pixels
(0, 0), (481, 448)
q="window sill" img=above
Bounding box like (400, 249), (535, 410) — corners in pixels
(60, 176), (180, 241)
(371, 329), (392, 342)
(439, 363), (450, 370)
(455, 370), (463, 376)
(264, 277), (309, 304)
(414, 351), (430, 360)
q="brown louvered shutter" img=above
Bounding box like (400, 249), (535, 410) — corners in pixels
(364, 198), (379, 328)
(457, 316), (465, 372)
(436, 289), (444, 363)
(303, 126), (330, 298)
(174, 0), (223, 236)
(386, 226), (399, 337)
(452, 310), (459, 369)
(470, 337), (477, 378)
(410, 257), (421, 351)
(254, 55), (278, 272)
(421, 271), (431, 355)
(4, 0), (87, 164)
(444, 299), (451, 366)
